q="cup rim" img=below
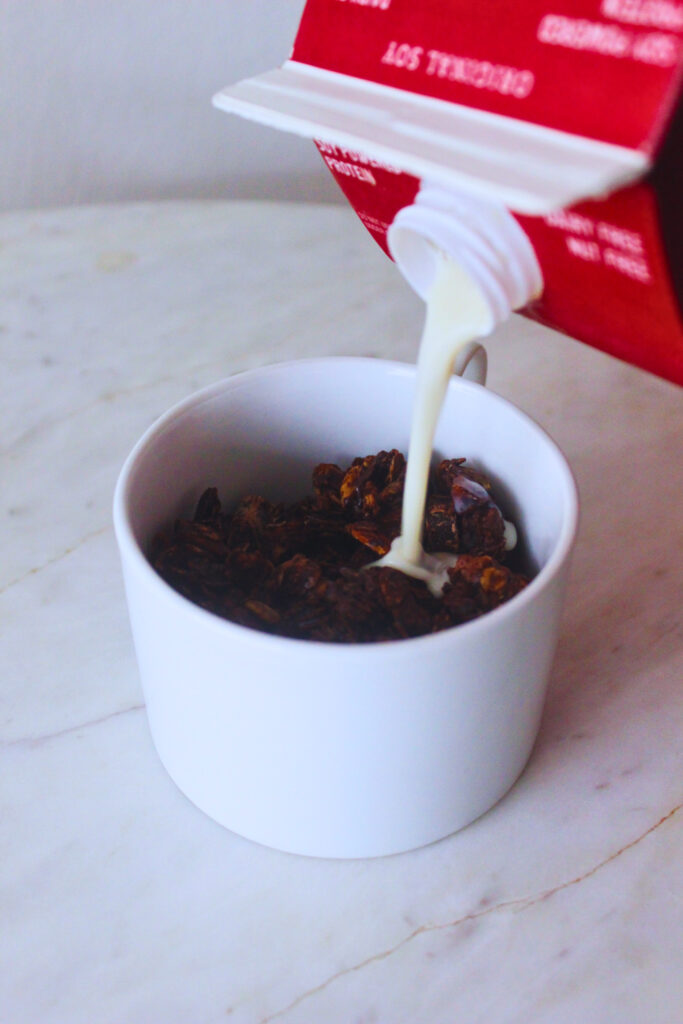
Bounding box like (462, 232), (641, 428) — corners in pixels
(113, 356), (579, 656)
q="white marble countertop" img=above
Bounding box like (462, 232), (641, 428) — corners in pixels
(2, 200), (682, 1024)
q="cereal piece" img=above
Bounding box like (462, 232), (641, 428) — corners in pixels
(434, 458), (492, 495)
(278, 553), (323, 596)
(423, 494), (459, 553)
(443, 555), (528, 616)
(194, 486), (222, 523)
(447, 472), (506, 558)
(312, 463), (344, 510)
(228, 495), (279, 549)
(340, 456), (378, 517)
(245, 599), (281, 625)
(339, 450), (405, 519)
(376, 567), (437, 638)
(346, 521), (393, 555)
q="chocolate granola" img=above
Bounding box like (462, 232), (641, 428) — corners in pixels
(151, 450), (529, 642)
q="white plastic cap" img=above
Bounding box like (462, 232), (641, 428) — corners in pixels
(387, 185), (543, 324)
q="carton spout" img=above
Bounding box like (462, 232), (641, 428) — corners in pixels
(387, 184), (544, 321)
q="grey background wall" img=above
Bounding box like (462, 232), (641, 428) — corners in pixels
(0, 0), (342, 211)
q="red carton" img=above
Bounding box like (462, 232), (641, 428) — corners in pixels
(215, 0), (683, 384)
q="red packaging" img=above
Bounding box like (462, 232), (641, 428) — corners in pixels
(215, 0), (683, 384)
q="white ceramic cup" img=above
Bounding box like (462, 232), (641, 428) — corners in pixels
(114, 358), (578, 858)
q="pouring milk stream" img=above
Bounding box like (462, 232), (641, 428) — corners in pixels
(373, 255), (495, 592)
(374, 189), (543, 593)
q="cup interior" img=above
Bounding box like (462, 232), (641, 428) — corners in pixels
(117, 358), (577, 601)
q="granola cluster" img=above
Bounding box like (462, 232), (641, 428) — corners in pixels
(151, 450), (529, 643)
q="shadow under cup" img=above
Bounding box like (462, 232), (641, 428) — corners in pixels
(114, 358), (578, 858)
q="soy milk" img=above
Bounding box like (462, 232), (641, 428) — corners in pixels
(375, 253), (515, 595)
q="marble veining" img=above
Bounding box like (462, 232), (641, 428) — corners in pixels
(2, 701), (146, 750)
(260, 801), (681, 1024)
(1, 201), (682, 1024)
